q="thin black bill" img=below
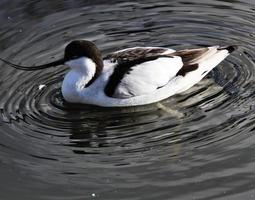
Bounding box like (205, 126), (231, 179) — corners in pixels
(0, 57), (65, 71)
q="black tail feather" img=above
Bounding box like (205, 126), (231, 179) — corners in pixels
(218, 45), (238, 53)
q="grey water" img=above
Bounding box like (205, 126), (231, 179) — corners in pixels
(1, 0), (255, 199)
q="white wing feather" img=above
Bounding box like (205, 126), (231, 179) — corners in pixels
(113, 56), (183, 98)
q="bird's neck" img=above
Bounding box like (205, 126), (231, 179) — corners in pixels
(73, 58), (97, 87)
(62, 58), (97, 102)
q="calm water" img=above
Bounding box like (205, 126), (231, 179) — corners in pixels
(1, 0), (255, 199)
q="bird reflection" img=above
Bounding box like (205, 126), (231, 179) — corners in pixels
(61, 95), (185, 156)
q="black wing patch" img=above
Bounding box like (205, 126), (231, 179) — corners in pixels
(176, 64), (199, 76)
(171, 47), (210, 76)
(104, 47), (168, 64)
(171, 47), (209, 65)
(104, 55), (171, 97)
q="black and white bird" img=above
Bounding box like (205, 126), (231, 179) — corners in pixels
(0, 40), (236, 107)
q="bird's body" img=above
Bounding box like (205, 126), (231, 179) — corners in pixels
(0, 40), (236, 107)
(61, 43), (235, 107)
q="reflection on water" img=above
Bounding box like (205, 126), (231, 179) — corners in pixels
(1, 0), (255, 199)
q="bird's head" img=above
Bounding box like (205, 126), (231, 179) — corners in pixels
(0, 40), (103, 73)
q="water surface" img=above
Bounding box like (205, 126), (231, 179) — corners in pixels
(1, 0), (255, 199)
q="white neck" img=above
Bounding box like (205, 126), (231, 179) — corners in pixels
(61, 57), (96, 102)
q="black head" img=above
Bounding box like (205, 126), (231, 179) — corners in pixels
(63, 40), (104, 86)
(64, 40), (103, 69)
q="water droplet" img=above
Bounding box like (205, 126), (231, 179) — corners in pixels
(39, 84), (46, 90)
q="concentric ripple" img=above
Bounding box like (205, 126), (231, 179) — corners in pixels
(1, 0), (255, 199)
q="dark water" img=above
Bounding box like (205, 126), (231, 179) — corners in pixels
(1, 0), (255, 199)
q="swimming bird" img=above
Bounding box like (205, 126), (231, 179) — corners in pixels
(0, 40), (236, 107)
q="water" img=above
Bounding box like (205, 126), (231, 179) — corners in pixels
(1, 0), (255, 199)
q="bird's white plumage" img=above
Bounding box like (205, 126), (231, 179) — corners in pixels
(113, 56), (182, 98)
(173, 49), (229, 93)
(62, 57), (96, 102)
(61, 46), (233, 107)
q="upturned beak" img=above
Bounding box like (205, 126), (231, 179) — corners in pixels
(0, 57), (65, 71)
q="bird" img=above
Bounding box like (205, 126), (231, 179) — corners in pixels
(0, 40), (236, 107)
